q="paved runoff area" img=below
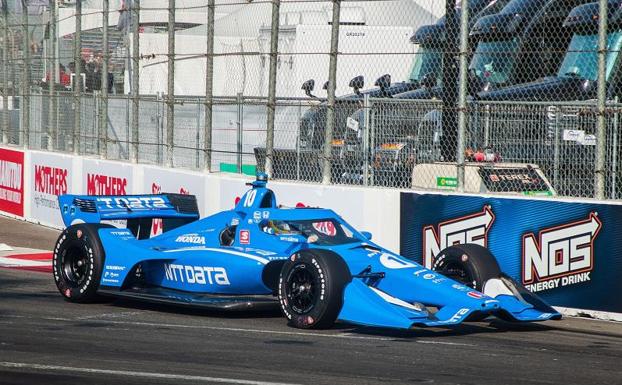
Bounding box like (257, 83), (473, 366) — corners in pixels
(1, 216), (621, 385)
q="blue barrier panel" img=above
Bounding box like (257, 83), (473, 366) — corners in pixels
(400, 192), (622, 314)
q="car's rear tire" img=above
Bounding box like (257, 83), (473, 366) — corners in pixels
(53, 223), (112, 303)
(278, 250), (351, 329)
(432, 243), (501, 291)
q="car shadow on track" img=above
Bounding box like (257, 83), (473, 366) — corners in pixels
(108, 297), (284, 319)
(340, 319), (556, 340)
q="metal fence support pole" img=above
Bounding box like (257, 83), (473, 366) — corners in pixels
(1, 1), (9, 144)
(131, 0), (139, 162)
(203, 0), (215, 172)
(322, 0), (341, 185)
(595, 0), (608, 199)
(100, 0), (109, 159)
(363, 94), (370, 186)
(195, 99), (200, 169)
(237, 92), (243, 173)
(612, 97), (618, 199)
(441, 0), (459, 162)
(73, 0), (82, 154)
(166, 0), (175, 167)
(47, 0), (56, 150)
(265, 0), (280, 178)
(553, 108), (561, 189)
(456, 0), (469, 191)
(21, 0), (29, 148)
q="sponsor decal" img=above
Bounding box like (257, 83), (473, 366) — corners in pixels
(0, 148), (24, 216)
(164, 264), (230, 285)
(253, 211), (262, 223)
(448, 308), (469, 323)
(96, 196), (168, 210)
(467, 291), (484, 299)
(423, 273), (436, 280)
(87, 173), (127, 195)
(312, 221), (337, 236)
(175, 233), (206, 245)
(452, 283), (470, 292)
(239, 230), (250, 244)
(436, 176), (458, 188)
(423, 206), (495, 268)
(34, 165), (68, 196)
(104, 265), (126, 271)
(522, 212), (601, 293)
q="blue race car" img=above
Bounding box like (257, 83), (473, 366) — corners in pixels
(53, 174), (560, 330)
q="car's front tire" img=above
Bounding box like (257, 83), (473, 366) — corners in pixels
(432, 243), (501, 291)
(278, 250), (351, 329)
(53, 224), (112, 303)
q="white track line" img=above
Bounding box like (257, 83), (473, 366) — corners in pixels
(0, 257), (51, 268)
(0, 362), (301, 385)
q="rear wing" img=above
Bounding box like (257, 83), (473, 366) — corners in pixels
(58, 194), (200, 227)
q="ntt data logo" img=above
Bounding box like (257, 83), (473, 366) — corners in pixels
(522, 213), (601, 292)
(422, 206), (495, 268)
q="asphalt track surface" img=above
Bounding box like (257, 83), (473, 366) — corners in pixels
(1, 216), (622, 385)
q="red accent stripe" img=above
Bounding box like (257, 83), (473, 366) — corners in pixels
(4, 252), (52, 261)
(5, 266), (52, 273)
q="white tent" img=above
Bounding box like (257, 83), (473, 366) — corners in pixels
(137, 0), (445, 96)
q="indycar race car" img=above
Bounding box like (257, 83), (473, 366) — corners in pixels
(52, 174), (560, 329)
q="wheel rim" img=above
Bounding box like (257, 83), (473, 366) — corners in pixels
(285, 265), (319, 315)
(438, 261), (475, 288)
(61, 245), (89, 287)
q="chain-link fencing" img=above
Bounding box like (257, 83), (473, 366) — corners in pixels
(2, 0), (622, 201)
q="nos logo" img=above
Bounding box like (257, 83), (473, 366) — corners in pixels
(422, 206), (495, 268)
(522, 212), (601, 285)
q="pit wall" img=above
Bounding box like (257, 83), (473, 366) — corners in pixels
(1, 146), (620, 321)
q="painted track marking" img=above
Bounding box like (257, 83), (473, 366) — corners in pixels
(0, 362), (301, 385)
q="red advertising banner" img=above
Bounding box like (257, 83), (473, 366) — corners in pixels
(0, 148), (25, 217)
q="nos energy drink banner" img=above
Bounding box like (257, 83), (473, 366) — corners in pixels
(400, 192), (622, 314)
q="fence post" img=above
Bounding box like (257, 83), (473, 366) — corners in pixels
(73, 0), (82, 154)
(612, 97), (618, 199)
(21, 0), (29, 148)
(322, 0), (341, 185)
(166, 0), (175, 167)
(441, 0), (459, 162)
(595, 0), (608, 199)
(47, 0), (56, 150)
(131, 0), (140, 162)
(100, 0), (109, 159)
(237, 93), (243, 173)
(265, 0), (280, 178)
(456, 0), (469, 192)
(363, 94), (370, 186)
(204, 0), (215, 172)
(1, 1), (8, 144)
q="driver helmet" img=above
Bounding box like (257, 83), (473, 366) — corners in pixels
(262, 220), (293, 235)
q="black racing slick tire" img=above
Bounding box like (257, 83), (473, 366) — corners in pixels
(53, 223), (112, 303)
(432, 243), (501, 291)
(278, 250), (351, 329)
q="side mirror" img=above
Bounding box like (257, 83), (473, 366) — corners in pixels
(349, 75), (364, 95)
(322, 80), (329, 91)
(360, 231), (373, 240)
(374, 74), (391, 90)
(302, 79), (316, 98)
(421, 72), (436, 89)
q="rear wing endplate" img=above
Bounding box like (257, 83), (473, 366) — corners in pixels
(58, 194), (200, 227)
